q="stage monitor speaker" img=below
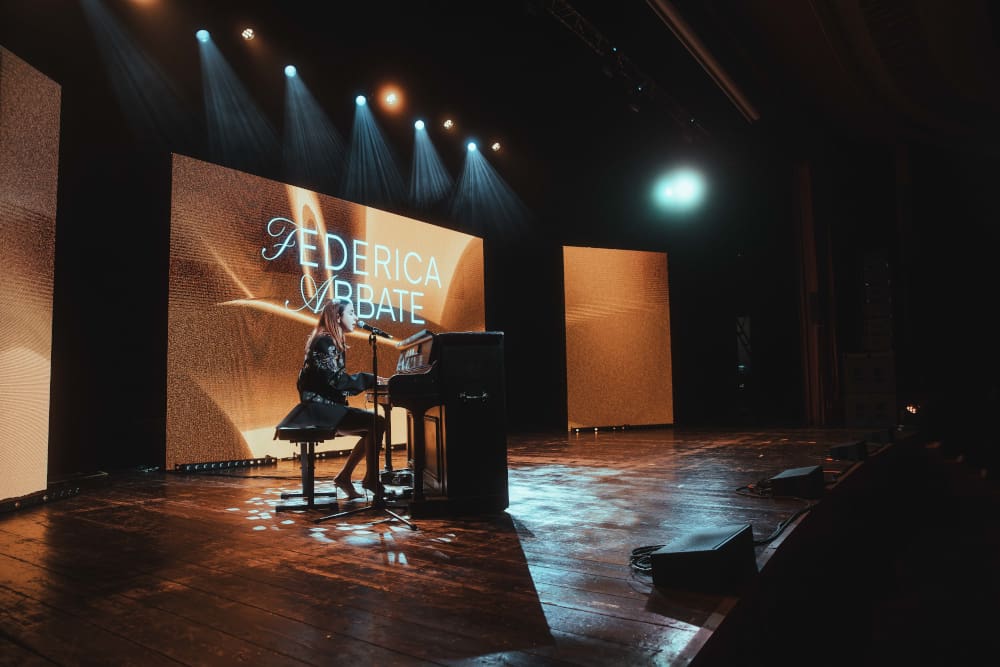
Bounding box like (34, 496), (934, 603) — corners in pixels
(829, 440), (868, 461)
(769, 465), (824, 499)
(650, 524), (757, 593)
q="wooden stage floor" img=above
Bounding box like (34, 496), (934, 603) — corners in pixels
(0, 427), (949, 666)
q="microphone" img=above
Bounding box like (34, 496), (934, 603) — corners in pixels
(356, 320), (393, 339)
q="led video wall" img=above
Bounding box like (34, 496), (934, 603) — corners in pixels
(167, 154), (485, 468)
(563, 246), (674, 429)
(0, 47), (61, 501)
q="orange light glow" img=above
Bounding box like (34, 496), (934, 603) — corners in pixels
(1, 48), (60, 501)
(203, 240), (255, 300)
(377, 84), (405, 113)
(287, 186), (328, 301)
(564, 246), (673, 429)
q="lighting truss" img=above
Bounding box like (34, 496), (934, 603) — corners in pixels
(537, 0), (709, 139)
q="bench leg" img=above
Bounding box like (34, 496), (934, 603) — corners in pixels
(276, 441), (339, 512)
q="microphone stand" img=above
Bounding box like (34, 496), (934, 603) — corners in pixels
(315, 330), (417, 530)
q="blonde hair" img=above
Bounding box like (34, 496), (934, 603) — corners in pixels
(306, 298), (351, 353)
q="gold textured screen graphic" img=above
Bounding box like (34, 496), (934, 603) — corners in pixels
(0, 48), (60, 501)
(167, 154), (485, 468)
(563, 246), (673, 429)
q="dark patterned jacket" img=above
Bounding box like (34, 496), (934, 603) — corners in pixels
(296, 334), (373, 405)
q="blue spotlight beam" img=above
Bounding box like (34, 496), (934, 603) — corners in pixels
(79, 0), (194, 149)
(283, 74), (345, 190)
(450, 147), (530, 236)
(410, 124), (453, 207)
(345, 101), (405, 206)
(197, 36), (280, 174)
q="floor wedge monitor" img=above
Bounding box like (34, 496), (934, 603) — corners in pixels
(650, 523), (757, 593)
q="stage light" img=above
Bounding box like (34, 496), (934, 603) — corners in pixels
(345, 94), (405, 204)
(450, 136), (529, 232)
(284, 65), (297, 77)
(411, 119), (452, 206)
(653, 167), (706, 212)
(376, 85), (404, 114)
(443, 119), (454, 130)
(196, 29), (210, 42)
(241, 27), (254, 40)
(491, 141), (501, 152)
(175, 456), (278, 472)
(198, 28), (281, 173)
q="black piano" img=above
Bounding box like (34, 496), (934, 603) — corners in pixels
(387, 330), (509, 516)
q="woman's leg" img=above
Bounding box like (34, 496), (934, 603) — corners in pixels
(334, 408), (386, 491)
(332, 439), (366, 498)
(335, 440), (366, 482)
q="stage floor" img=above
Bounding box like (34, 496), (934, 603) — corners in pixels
(3, 426), (971, 666)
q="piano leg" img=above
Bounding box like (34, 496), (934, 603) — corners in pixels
(368, 393), (395, 482)
(383, 401), (393, 473)
(411, 408), (426, 504)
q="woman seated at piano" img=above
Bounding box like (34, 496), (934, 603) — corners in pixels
(297, 297), (386, 499)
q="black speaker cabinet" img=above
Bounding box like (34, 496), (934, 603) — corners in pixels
(829, 440), (868, 461)
(408, 332), (509, 513)
(769, 464), (824, 498)
(650, 524), (757, 593)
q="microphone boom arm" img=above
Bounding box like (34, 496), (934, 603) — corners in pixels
(357, 320), (393, 339)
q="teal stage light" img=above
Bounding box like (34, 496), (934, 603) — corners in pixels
(653, 168), (706, 212)
(410, 118), (452, 206)
(467, 141), (477, 152)
(196, 29), (210, 43)
(284, 65), (297, 77)
(344, 93), (404, 205)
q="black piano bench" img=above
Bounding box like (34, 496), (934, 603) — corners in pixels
(273, 402), (349, 512)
